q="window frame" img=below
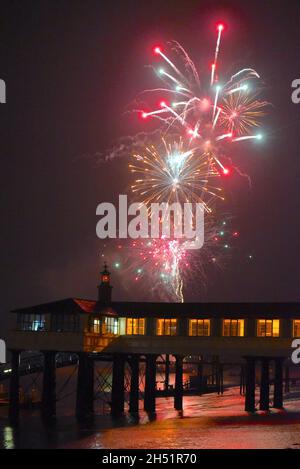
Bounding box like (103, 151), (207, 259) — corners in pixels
(125, 318), (145, 335)
(293, 320), (300, 338)
(51, 314), (79, 333)
(91, 317), (101, 334)
(222, 319), (245, 337)
(156, 318), (177, 336)
(101, 316), (119, 335)
(17, 313), (46, 332)
(256, 319), (280, 338)
(188, 319), (211, 336)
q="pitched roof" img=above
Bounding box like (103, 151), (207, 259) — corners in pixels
(12, 299), (300, 318)
(12, 298), (116, 316)
(110, 301), (300, 317)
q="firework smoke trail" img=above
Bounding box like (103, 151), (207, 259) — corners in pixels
(101, 216), (239, 302)
(211, 23), (224, 85)
(128, 135), (226, 302)
(169, 241), (184, 302)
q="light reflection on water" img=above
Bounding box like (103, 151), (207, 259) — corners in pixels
(1, 387), (300, 449)
(2, 427), (14, 449)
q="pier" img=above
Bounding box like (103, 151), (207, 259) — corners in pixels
(4, 265), (300, 423)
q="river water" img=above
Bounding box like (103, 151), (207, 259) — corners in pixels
(1, 386), (300, 449)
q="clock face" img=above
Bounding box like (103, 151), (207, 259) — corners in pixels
(102, 275), (109, 283)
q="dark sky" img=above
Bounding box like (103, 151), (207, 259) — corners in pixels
(1, 0), (300, 335)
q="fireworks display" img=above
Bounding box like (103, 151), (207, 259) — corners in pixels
(100, 217), (245, 302)
(139, 32), (267, 180)
(129, 137), (223, 213)
(102, 23), (267, 301)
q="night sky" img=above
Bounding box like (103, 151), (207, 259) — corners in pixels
(1, 0), (300, 336)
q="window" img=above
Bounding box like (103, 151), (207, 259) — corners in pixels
(189, 319), (210, 336)
(156, 319), (177, 336)
(126, 318), (145, 335)
(293, 320), (300, 337)
(223, 319), (244, 337)
(257, 319), (280, 337)
(89, 317), (119, 335)
(17, 313), (45, 331)
(51, 314), (79, 332)
(92, 318), (101, 334)
(101, 317), (119, 335)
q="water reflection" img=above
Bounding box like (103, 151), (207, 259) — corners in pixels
(1, 387), (300, 449)
(3, 427), (15, 449)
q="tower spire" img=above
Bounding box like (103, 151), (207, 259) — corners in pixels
(98, 262), (113, 303)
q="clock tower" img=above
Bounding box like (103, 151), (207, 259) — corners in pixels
(98, 262), (113, 304)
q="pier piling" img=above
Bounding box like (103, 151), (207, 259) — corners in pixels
(164, 354), (170, 391)
(284, 364), (290, 393)
(129, 354), (140, 414)
(174, 355), (183, 410)
(9, 349), (20, 425)
(144, 354), (157, 413)
(259, 358), (270, 411)
(111, 353), (125, 417)
(273, 358), (284, 409)
(76, 353), (94, 420)
(245, 357), (256, 412)
(42, 351), (56, 420)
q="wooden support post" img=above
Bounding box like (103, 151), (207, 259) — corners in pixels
(164, 354), (170, 391)
(240, 365), (245, 395)
(76, 353), (84, 419)
(273, 358), (284, 409)
(284, 365), (290, 393)
(42, 351), (56, 420)
(9, 350), (20, 426)
(86, 355), (94, 415)
(76, 352), (85, 420)
(219, 363), (224, 395)
(259, 358), (270, 411)
(76, 353), (94, 420)
(111, 353), (125, 417)
(216, 361), (221, 395)
(197, 361), (203, 393)
(174, 355), (183, 411)
(245, 357), (256, 412)
(144, 354), (156, 413)
(213, 356), (222, 395)
(211, 357), (215, 385)
(129, 354), (139, 414)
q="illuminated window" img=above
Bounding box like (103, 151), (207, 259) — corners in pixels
(18, 313), (46, 331)
(92, 318), (101, 334)
(293, 320), (300, 337)
(156, 319), (177, 336)
(257, 319), (280, 337)
(189, 319), (211, 336)
(89, 317), (119, 335)
(101, 317), (119, 335)
(223, 319), (244, 337)
(126, 318), (145, 335)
